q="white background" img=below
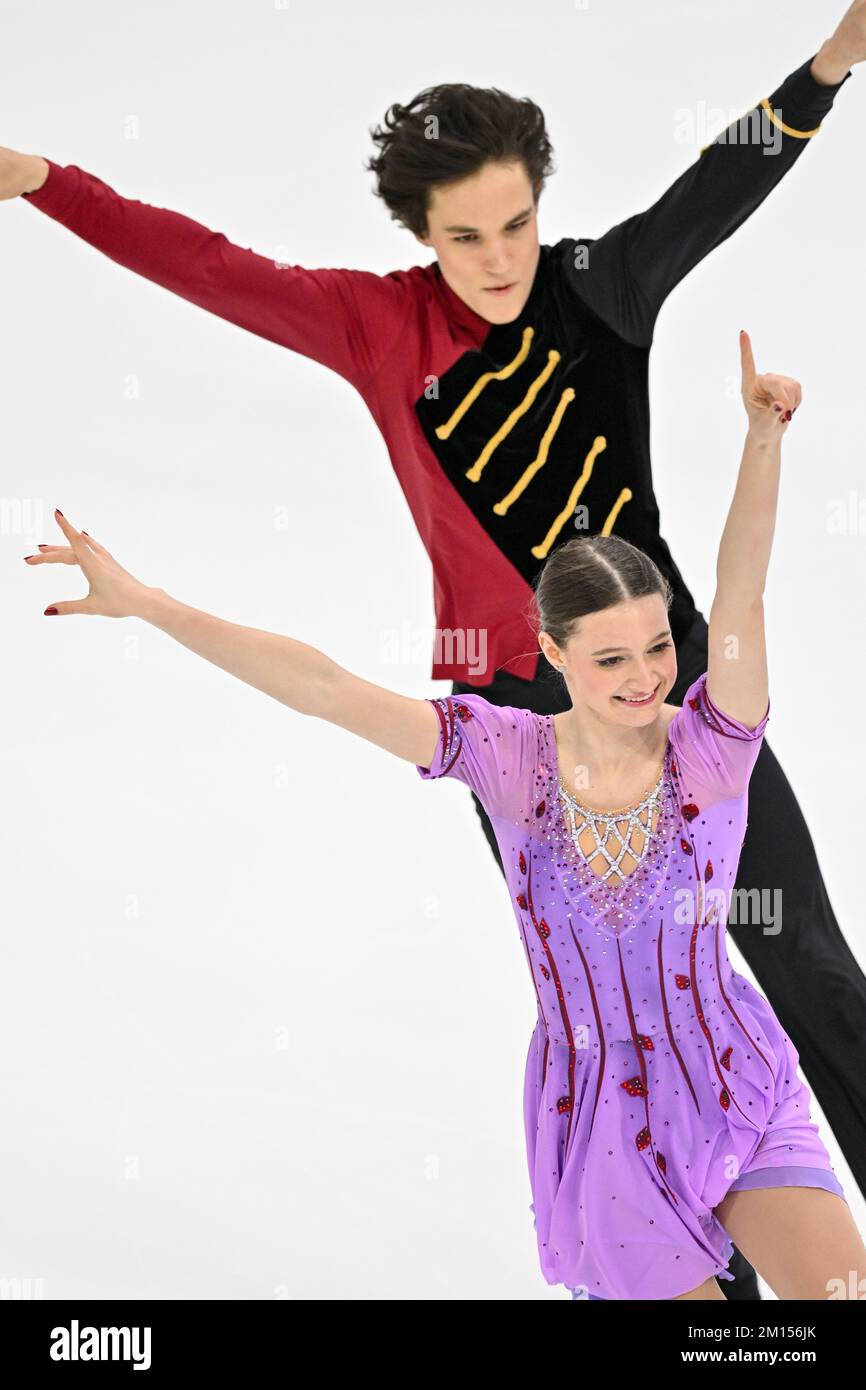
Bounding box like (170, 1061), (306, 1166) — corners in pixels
(1, 0), (864, 1299)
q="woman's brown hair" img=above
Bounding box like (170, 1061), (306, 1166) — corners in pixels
(528, 536), (674, 679)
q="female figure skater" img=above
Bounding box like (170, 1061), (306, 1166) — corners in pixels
(5, 9), (866, 1304)
(23, 332), (866, 1300)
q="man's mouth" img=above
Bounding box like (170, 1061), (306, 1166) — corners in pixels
(484, 282), (516, 295)
(613, 683), (660, 707)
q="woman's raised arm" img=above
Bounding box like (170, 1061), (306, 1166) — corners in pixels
(705, 331), (800, 730)
(24, 510), (441, 770)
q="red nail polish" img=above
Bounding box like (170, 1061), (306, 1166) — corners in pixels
(44, 606), (58, 615)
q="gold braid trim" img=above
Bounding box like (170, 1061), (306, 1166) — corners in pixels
(698, 97), (821, 155)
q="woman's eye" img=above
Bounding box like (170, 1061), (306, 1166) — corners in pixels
(597, 641), (672, 669)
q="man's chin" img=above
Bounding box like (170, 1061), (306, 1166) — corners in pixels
(475, 290), (527, 323)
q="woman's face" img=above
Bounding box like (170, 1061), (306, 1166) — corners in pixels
(414, 159), (541, 324)
(540, 595), (678, 723)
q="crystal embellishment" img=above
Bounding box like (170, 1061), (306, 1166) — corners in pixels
(558, 772), (665, 884)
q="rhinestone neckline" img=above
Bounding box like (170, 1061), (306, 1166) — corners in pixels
(557, 762), (665, 818)
(542, 714), (679, 935)
(557, 771), (666, 883)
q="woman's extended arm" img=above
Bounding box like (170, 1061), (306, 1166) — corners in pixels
(705, 331), (801, 730)
(25, 513), (441, 769)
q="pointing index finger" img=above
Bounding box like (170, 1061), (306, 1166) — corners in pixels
(53, 509), (89, 558)
(739, 329), (757, 387)
(54, 508), (80, 540)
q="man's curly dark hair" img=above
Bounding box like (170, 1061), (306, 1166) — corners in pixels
(365, 83), (555, 237)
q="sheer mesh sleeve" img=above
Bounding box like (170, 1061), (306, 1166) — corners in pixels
(416, 693), (528, 819)
(668, 672), (770, 804)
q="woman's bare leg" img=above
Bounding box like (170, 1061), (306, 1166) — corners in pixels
(673, 1276), (726, 1300)
(714, 1186), (866, 1300)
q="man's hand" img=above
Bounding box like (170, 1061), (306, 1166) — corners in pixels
(0, 146), (49, 199)
(812, 0), (866, 85)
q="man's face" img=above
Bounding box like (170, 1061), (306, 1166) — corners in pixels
(415, 160), (541, 324)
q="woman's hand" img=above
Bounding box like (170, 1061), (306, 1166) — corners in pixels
(23, 509), (159, 618)
(739, 330), (801, 445)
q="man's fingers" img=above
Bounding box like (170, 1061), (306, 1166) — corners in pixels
(739, 329), (757, 386)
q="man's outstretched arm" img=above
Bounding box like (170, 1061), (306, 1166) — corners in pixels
(3, 149), (407, 392)
(563, 7), (864, 347)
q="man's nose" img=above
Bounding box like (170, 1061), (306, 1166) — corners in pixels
(482, 240), (510, 272)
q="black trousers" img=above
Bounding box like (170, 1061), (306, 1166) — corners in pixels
(453, 609), (865, 1301)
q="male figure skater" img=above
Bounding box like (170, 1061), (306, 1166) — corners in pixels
(4, 3), (865, 1299)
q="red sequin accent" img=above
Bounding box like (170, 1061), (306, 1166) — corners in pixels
(535, 799), (546, 818)
(557, 1095), (573, 1115)
(635, 1126), (651, 1151)
(719, 1089), (730, 1111)
(539, 918), (551, 940)
(680, 838), (694, 856)
(636, 1034), (655, 1052)
(621, 1076), (647, 1097)
(519, 850), (527, 875)
(516, 893), (527, 910)
(675, 974), (691, 990)
(705, 859), (714, 882)
(670, 757), (678, 775)
(540, 964), (550, 980)
(455, 701), (474, 721)
(656, 1152), (667, 1175)
(720, 1046), (733, 1070)
(688, 695), (700, 711)
(681, 803), (699, 822)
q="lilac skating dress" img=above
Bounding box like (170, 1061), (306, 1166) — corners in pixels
(416, 671), (847, 1300)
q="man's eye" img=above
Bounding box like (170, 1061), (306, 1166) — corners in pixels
(452, 222), (528, 244)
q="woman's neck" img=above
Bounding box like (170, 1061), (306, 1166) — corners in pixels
(553, 703), (671, 784)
